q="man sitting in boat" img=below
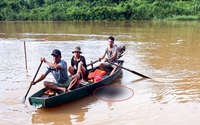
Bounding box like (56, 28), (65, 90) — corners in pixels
(31, 49), (71, 93)
(98, 36), (119, 75)
(67, 46), (89, 91)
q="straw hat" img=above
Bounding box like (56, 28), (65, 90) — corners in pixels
(72, 46), (82, 53)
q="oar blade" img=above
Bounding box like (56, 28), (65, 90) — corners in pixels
(22, 61), (43, 104)
(108, 61), (151, 79)
(130, 70), (151, 79)
(22, 97), (26, 104)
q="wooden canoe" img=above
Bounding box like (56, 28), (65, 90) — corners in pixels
(28, 60), (124, 108)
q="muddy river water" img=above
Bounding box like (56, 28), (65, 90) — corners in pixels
(0, 21), (200, 125)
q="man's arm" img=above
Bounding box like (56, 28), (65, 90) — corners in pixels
(98, 50), (106, 61)
(42, 57), (61, 69)
(105, 51), (117, 62)
(31, 74), (46, 85)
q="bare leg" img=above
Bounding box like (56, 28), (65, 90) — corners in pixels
(77, 62), (87, 82)
(44, 81), (66, 92)
(110, 65), (118, 75)
(67, 74), (79, 91)
(68, 66), (76, 76)
(99, 63), (104, 71)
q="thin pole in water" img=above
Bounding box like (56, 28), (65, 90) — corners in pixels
(24, 41), (28, 72)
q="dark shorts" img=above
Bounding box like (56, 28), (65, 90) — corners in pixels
(103, 62), (116, 72)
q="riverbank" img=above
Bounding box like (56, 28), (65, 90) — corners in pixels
(0, 0), (199, 21)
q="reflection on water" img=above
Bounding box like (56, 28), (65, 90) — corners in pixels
(32, 96), (96, 125)
(0, 21), (200, 125)
(1, 21), (199, 42)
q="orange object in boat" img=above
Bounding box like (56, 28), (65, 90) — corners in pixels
(88, 69), (106, 79)
(44, 89), (54, 95)
(94, 75), (102, 82)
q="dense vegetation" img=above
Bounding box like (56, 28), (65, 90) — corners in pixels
(0, 0), (199, 21)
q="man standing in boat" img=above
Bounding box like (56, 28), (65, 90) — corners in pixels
(98, 36), (119, 75)
(31, 49), (71, 93)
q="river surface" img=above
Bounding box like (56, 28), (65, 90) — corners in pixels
(0, 21), (200, 125)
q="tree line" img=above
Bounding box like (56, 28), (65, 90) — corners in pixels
(0, 0), (199, 21)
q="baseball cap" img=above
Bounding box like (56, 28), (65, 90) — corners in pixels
(51, 49), (61, 56)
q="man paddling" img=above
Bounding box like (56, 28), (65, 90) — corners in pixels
(98, 36), (119, 75)
(31, 49), (71, 92)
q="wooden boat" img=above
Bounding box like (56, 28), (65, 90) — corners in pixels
(28, 60), (124, 108)
(28, 46), (126, 108)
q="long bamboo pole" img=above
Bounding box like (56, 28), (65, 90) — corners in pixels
(24, 41), (28, 71)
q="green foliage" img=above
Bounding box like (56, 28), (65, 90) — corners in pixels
(0, 0), (199, 21)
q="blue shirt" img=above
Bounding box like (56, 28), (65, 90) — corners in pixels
(45, 60), (69, 84)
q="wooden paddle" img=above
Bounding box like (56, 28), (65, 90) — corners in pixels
(86, 50), (128, 67)
(86, 59), (99, 67)
(108, 61), (151, 79)
(22, 60), (43, 103)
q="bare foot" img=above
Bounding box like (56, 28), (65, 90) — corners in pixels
(60, 87), (66, 93)
(81, 79), (87, 83)
(81, 79), (88, 85)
